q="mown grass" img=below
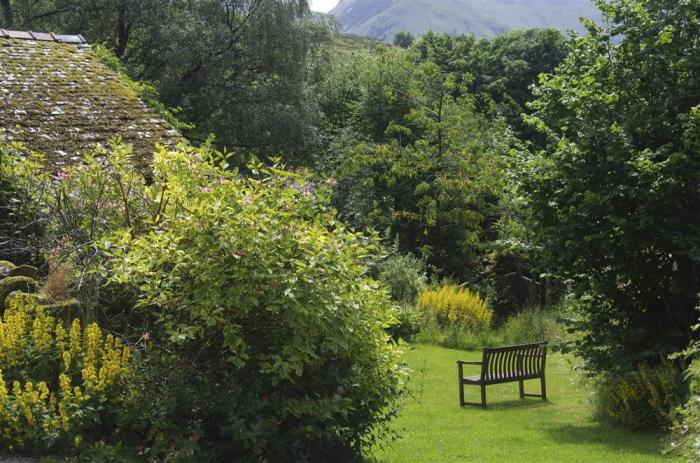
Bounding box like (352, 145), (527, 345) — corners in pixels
(371, 344), (671, 463)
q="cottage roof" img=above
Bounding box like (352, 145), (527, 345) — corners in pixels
(0, 29), (183, 167)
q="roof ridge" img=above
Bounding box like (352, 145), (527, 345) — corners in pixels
(0, 29), (86, 44)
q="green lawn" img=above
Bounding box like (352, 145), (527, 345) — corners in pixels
(372, 344), (671, 463)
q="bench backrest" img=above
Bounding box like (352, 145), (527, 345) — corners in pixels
(480, 342), (547, 382)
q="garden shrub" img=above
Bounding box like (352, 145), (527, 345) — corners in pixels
(596, 362), (687, 430)
(415, 318), (499, 352)
(376, 253), (427, 304)
(417, 284), (493, 329)
(498, 307), (563, 346)
(0, 293), (133, 453)
(386, 305), (422, 342)
(107, 149), (406, 461)
(0, 142), (48, 265)
(669, 315), (700, 462)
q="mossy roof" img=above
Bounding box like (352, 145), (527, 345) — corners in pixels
(0, 30), (183, 168)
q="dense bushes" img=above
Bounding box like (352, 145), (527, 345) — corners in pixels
(524, 0), (700, 374)
(0, 143), (408, 461)
(376, 253), (427, 305)
(100, 149), (405, 461)
(0, 294), (133, 453)
(595, 363), (686, 430)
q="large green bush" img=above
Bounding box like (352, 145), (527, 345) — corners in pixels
(1, 142), (407, 460)
(524, 0), (700, 373)
(595, 363), (686, 430)
(376, 252), (427, 305)
(105, 149), (406, 461)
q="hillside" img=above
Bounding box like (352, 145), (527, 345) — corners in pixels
(330, 0), (601, 41)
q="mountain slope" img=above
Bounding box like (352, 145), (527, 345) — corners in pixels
(330, 0), (601, 41)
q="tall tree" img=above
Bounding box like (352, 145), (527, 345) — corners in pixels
(7, 0), (328, 162)
(524, 0), (700, 373)
(0, 0), (12, 27)
(333, 55), (516, 281)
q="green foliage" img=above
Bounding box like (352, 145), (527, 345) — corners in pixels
(596, 363), (687, 431)
(498, 307), (562, 346)
(9, 0), (331, 162)
(669, 313), (700, 461)
(523, 0), (700, 373)
(376, 252), (427, 304)
(100, 148), (406, 461)
(2, 140), (408, 458)
(0, 140), (161, 320)
(319, 30), (566, 284)
(414, 29), (571, 139)
(0, 142), (47, 264)
(386, 305), (422, 343)
(330, 51), (516, 281)
(0, 294), (133, 453)
(417, 284), (493, 329)
(393, 32), (414, 48)
(415, 305), (564, 352)
(91, 44), (190, 132)
(415, 319), (499, 352)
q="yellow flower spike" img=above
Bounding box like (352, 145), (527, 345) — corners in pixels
(62, 351), (72, 371)
(58, 374), (72, 400)
(81, 365), (97, 390)
(55, 323), (67, 352)
(37, 382), (49, 401)
(30, 306), (54, 352)
(69, 320), (82, 357)
(84, 323), (102, 365)
(58, 401), (71, 432)
(0, 370), (7, 403)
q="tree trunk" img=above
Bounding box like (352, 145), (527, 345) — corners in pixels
(116, 0), (131, 57)
(1, 0), (13, 28)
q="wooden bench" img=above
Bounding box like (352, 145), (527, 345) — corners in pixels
(457, 342), (548, 407)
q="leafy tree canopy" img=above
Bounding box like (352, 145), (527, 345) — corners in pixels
(524, 0), (700, 373)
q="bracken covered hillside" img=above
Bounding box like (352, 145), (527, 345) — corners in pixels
(0, 30), (183, 168)
(331, 0), (601, 41)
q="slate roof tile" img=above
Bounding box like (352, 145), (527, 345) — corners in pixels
(0, 30), (184, 167)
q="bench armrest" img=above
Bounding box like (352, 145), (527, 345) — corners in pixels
(457, 361), (482, 366)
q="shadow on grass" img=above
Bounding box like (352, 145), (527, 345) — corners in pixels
(544, 423), (667, 457)
(456, 397), (554, 411)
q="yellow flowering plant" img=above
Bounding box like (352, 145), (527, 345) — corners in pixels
(417, 284), (493, 329)
(0, 293), (133, 453)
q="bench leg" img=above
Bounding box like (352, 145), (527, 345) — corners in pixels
(521, 376), (548, 400)
(480, 384), (487, 408)
(540, 375), (547, 401)
(458, 364), (465, 406)
(519, 380), (524, 399)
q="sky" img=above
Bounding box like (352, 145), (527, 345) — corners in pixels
(310, 0), (339, 13)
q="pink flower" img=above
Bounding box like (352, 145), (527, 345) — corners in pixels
(57, 171), (69, 181)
